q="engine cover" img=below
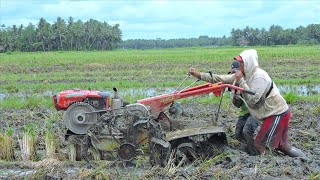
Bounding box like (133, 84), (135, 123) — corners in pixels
(53, 89), (111, 110)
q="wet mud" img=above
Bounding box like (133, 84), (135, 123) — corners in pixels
(0, 101), (319, 179)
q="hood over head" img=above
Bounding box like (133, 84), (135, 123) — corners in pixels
(236, 49), (259, 78)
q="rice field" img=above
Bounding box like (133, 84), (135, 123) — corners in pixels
(0, 45), (319, 109)
(0, 45), (319, 179)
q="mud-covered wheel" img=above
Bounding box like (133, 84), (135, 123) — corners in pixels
(148, 119), (171, 167)
(150, 142), (170, 167)
(149, 136), (171, 167)
(175, 142), (196, 166)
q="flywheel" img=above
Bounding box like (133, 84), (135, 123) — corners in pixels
(118, 143), (136, 161)
(64, 102), (97, 134)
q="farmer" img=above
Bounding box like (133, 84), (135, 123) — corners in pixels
(229, 60), (260, 155)
(189, 49), (305, 157)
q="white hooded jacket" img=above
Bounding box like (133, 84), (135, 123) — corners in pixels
(200, 49), (289, 120)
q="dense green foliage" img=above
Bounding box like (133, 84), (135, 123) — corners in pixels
(231, 24), (320, 46)
(0, 17), (122, 52)
(120, 36), (231, 49)
(120, 24), (320, 49)
(1, 17), (319, 51)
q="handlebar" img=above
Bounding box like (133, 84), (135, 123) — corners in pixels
(243, 89), (256, 95)
(226, 84), (256, 95)
(138, 82), (256, 115)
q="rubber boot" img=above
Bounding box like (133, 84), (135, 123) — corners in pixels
(243, 115), (260, 155)
(284, 146), (306, 158)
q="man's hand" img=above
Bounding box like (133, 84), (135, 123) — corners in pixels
(188, 68), (201, 79)
(235, 70), (244, 81)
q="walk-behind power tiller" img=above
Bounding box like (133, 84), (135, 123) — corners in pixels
(53, 76), (255, 167)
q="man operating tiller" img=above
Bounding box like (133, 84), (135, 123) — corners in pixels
(229, 60), (260, 155)
(189, 49), (305, 157)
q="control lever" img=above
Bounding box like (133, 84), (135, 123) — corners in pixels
(174, 74), (190, 93)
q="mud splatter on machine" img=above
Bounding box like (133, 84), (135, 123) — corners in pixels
(53, 81), (254, 166)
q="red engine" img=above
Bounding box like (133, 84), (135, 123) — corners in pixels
(53, 89), (111, 111)
(53, 83), (253, 135)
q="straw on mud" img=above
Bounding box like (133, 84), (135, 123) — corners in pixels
(45, 119), (59, 159)
(18, 123), (37, 161)
(45, 131), (58, 159)
(199, 153), (225, 173)
(67, 143), (82, 161)
(68, 144), (77, 161)
(164, 150), (178, 175)
(88, 147), (101, 161)
(0, 132), (15, 161)
(78, 166), (113, 179)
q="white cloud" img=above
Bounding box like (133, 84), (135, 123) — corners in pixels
(1, 0), (319, 39)
(0, 18), (38, 27)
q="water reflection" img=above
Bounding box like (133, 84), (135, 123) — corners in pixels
(0, 85), (318, 101)
(0, 93), (5, 100)
(277, 84), (319, 96)
(122, 85), (319, 97)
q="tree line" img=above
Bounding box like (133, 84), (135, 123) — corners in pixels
(0, 17), (122, 52)
(231, 24), (320, 46)
(0, 17), (319, 51)
(120, 24), (320, 49)
(119, 36), (231, 49)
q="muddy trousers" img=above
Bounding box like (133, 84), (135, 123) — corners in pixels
(235, 114), (260, 155)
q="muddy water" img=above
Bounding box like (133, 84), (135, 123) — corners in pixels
(132, 84), (320, 97)
(0, 85), (319, 101)
(278, 84), (320, 96)
(0, 169), (34, 178)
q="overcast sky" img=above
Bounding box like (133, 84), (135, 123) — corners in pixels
(1, 0), (319, 40)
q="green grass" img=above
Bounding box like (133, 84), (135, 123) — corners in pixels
(0, 96), (53, 109)
(0, 45), (319, 109)
(1, 46), (319, 68)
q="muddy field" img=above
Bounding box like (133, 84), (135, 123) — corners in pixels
(0, 47), (319, 179)
(0, 99), (319, 180)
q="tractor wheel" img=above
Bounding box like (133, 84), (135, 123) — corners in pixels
(175, 142), (196, 166)
(150, 143), (170, 167)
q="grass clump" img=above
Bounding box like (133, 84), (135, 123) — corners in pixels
(44, 118), (59, 159)
(199, 153), (225, 173)
(78, 166), (113, 180)
(0, 126), (15, 161)
(308, 172), (320, 180)
(18, 123), (37, 161)
(283, 92), (300, 104)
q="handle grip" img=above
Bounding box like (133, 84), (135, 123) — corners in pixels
(243, 89), (256, 95)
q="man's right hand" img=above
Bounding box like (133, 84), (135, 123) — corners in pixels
(188, 68), (201, 79)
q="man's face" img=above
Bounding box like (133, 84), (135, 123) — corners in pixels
(240, 61), (244, 74)
(230, 68), (238, 74)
